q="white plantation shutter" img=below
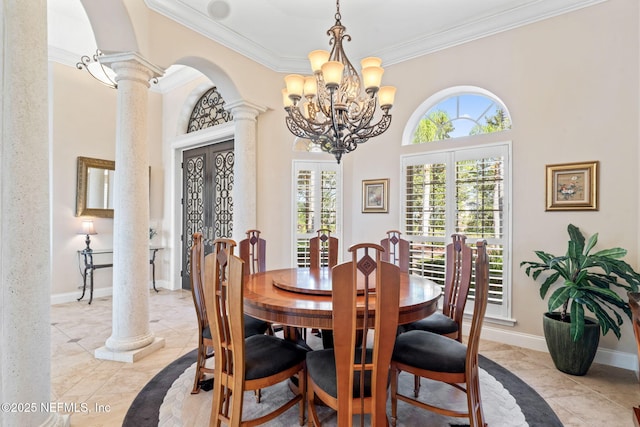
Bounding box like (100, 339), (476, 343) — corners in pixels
(293, 161), (342, 267)
(402, 144), (510, 318)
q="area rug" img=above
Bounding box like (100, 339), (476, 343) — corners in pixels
(124, 350), (562, 427)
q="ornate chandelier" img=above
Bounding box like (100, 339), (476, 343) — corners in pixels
(282, 0), (396, 164)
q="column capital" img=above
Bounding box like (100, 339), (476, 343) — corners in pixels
(101, 52), (164, 87)
(226, 100), (267, 121)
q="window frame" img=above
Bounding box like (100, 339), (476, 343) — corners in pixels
(401, 142), (513, 321)
(292, 160), (343, 267)
(402, 86), (512, 146)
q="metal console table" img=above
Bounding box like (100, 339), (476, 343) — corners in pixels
(77, 247), (164, 304)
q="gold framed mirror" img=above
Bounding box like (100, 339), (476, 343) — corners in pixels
(76, 156), (115, 218)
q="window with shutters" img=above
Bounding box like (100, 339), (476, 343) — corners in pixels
(402, 87), (512, 320)
(402, 144), (510, 319)
(293, 161), (342, 266)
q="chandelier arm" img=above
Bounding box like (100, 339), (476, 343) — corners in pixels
(342, 97), (377, 133)
(289, 106), (332, 135)
(349, 113), (393, 143)
(285, 108), (332, 140)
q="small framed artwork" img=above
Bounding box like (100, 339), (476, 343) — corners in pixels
(545, 161), (599, 211)
(362, 179), (389, 213)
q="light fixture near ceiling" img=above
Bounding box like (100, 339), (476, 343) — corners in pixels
(282, 0), (396, 164)
(76, 49), (118, 89)
(76, 50), (160, 89)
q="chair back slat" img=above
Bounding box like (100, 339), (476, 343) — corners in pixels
(380, 230), (409, 273)
(204, 240), (237, 379)
(442, 234), (472, 341)
(190, 233), (207, 334)
(466, 240), (489, 426)
(239, 229), (266, 276)
(332, 243), (400, 426)
(310, 228), (339, 269)
(204, 239), (246, 423)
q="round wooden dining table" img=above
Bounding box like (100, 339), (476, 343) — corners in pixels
(243, 267), (442, 330)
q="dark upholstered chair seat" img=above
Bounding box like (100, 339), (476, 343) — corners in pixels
(400, 312), (459, 335)
(201, 314), (268, 341)
(393, 330), (466, 374)
(245, 335), (308, 380)
(307, 348), (376, 399)
(244, 315), (270, 337)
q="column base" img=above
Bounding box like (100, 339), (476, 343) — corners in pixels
(94, 337), (165, 363)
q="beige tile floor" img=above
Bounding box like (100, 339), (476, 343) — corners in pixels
(51, 289), (640, 426)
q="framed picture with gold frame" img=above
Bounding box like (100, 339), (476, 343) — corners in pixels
(362, 179), (389, 213)
(545, 161), (598, 211)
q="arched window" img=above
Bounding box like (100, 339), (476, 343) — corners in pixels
(405, 87), (511, 144)
(401, 86), (512, 322)
(187, 86), (233, 133)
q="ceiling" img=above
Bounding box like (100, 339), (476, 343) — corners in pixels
(145, 0), (605, 73)
(49, 0), (605, 74)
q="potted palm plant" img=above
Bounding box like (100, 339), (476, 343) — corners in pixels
(521, 224), (640, 375)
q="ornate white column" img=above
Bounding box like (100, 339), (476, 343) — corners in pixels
(226, 101), (266, 244)
(94, 53), (165, 362)
(0, 1), (66, 426)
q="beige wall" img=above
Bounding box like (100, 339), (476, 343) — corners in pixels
(50, 61), (165, 299)
(50, 0), (640, 365)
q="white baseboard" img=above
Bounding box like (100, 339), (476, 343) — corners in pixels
(51, 280), (171, 305)
(466, 323), (638, 372)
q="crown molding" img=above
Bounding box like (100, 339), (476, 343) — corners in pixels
(145, 0), (607, 73)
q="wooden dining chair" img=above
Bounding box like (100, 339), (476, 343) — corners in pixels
(239, 229), (278, 337)
(188, 235), (270, 394)
(380, 230), (409, 273)
(390, 240), (489, 427)
(400, 234), (472, 342)
(189, 233), (214, 394)
(309, 228), (339, 269)
(206, 251), (308, 426)
(309, 228), (339, 343)
(400, 233), (472, 396)
(306, 243), (401, 427)
(239, 229), (266, 277)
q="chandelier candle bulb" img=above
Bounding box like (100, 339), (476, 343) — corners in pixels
(362, 66), (384, 92)
(321, 61), (344, 88)
(360, 57), (382, 69)
(281, 89), (294, 108)
(303, 76), (317, 97)
(309, 50), (330, 72)
(378, 86), (397, 108)
(284, 74), (305, 100)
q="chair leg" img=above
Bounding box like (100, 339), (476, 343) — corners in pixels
(191, 345), (206, 394)
(255, 389), (261, 403)
(467, 369), (485, 427)
(413, 374), (421, 398)
(298, 368), (306, 426)
(210, 379), (224, 427)
(390, 366), (399, 427)
(307, 378), (321, 427)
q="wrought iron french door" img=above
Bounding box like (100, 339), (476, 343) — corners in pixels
(181, 141), (234, 289)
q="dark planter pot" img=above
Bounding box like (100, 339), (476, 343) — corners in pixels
(542, 312), (600, 376)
